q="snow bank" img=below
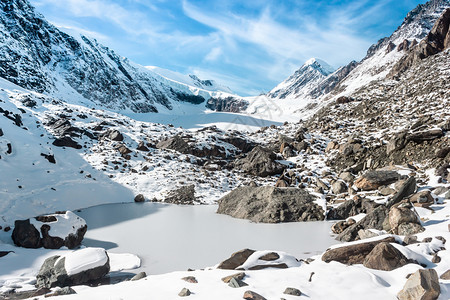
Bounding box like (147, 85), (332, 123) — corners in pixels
(30, 211), (86, 239)
(59, 248), (109, 276)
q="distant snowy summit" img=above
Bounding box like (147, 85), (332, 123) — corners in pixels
(145, 66), (233, 94)
(267, 58), (335, 100)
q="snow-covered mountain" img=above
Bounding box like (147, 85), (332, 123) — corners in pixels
(267, 58), (334, 100)
(0, 0), (235, 114)
(266, 0), (450, 102)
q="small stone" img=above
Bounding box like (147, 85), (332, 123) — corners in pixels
(222, 272), (246, 283)
(131, 272), (147, 281)
(422, 237), (433, 243)
(284, 287), (302, 296)
(178, 288), (191, 297)
(243, 290), (267, 300)
(134, 194), (145, 202)
(432, 254), (441, 263)
(228, 277), (248, 288)
(182, 276), (198, 284)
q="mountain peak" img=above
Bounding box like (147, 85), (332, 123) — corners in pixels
(303, 58), (335, 75)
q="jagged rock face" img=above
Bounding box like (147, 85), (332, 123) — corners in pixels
(267, 58), (334, 99)
(206, 96), (249, 113)
(0, 0), (219, 113)
(390, 7), (450, 77)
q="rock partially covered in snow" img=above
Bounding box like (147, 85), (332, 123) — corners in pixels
(217, 186), (324, 223)
(354, 170), (400, 191)
(234, 146), (286, 177)
(12, 211), (87, 249)
(397, 269), (440, 300)
(36, 248), (110, 288)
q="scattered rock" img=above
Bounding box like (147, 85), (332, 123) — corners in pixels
(432, 254), (441, 263)
(41, 153), (56, 164)
(358, 229), (379, 240)
(136, 141), (149, 151)
(164, 185), (196, 204)
(11, 219), (42, 248)
(322, 237), (396, 265)
(182, 276), (198, 283)
(283, 287), (302, 296)
(387, 177), (417, 208)
(217, 186), (324, 223)
(410, 191), (434, 204)
(228, 277), (248, 288)
(36, 248), (110, 288)
(248, 263), (288, 271)
(218, 249), (255, 270)
(363, 242), (413, 271)
(389, 207), (421, 235)
(258, 252), (280, 261)
(102, 129), (124, 141)
(234, 146), (286, 177)
(331, 180), (347, 194)
(221, 272), (246, 283)
(178, 288), (191, 297)
(131, 272), (147, 281)
(397, 269), (440, 300)
(243, 290), (267, 300)
(52, 137), (82, 149)
(440, 269), (450, 280)
(354, 170), (400, 191)
(134, 194), (145, 202)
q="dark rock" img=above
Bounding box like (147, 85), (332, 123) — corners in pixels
(243, 290), (267, 300)
(12, 219), (42, 248)
(131, 272), (147, 281)
(363, 242), (412, 271)
(134, 194), (145, 202)
(178, 288), (191, 297)
(322, 237), (396, 265)
(408, 129), (444, 143)
(228, 277), (248, 288)
(0, 128), (3, 136)
(164, 185), (196, 204)
(386, 177), (416, 208)
(136, 141), (149, 151)
(337, 206), (389, 242)
(36, 250), (110, 288)
(221, 272), (246, 283)
(102, 129), (124, 141)
(327, 198), (377, 220)
(336, 96), (353, 104)
(387, 131), (408, 154)
(217, 186), (324, 223)
(206, 96), (249, 113)
(410, 191), (434, 204)
(284, 287), (302, 296)
(52, 137), (82, 149)
(234, 146), (286, 177)
(248, 263), (288, 270)
(354, 170), (400, 191)
(157, 135), (190, 153)
(436, 147), (450, 158)
(218, 249), (255, 270)
(258, 252), (279, 261)
(40, 153), (56, 164)
(0, 251), (13, 258)
(397, 269), (440, 300)
(432, 254), (441, 263)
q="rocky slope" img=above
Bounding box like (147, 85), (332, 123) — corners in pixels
(0, 0), (236, 114)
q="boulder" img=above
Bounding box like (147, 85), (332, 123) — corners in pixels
(322, 237), (396, 265)
(331, 180), (347, 194)
(387, 177), (417, 208)
(228, 277), (248, 288)
(134, 194), (145, 202)
(234, 146), (286, 177)
(440, 269), (450, 280)
(52, 137), (82, 149)
(337, 206), (389, 242)
(389, 207), (421, 234)
(284, 287), (302, 296)
(397, 223), (425, 236)
(12, 211), (87, 249)
(363, 242), (412, 271)
(136, 141), (149, 152)
(354, 170), (400, 191)
(221, 272), (246, 283)
(36, 248), (110, 288)
(410, 191), (434, 204)
(101, 129), (124, 141)
(217, 186), (324, 223)
(327, 198), (375, 220)
(157, 135), (190, 153)
(397, 269), (440, 300)
(164, 185), (196, 204)
(178, 288), (191, 297)
(218, 249), (255, 270)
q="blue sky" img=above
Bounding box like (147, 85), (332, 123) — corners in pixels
(30, 0), (426, 96)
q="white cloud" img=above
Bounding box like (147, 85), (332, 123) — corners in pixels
(204, 47), (223, 62)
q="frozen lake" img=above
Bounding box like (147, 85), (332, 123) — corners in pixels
(77, 203), (338, 275)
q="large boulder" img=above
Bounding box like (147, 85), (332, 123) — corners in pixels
(389, 206), (422, 235)
(322, 237), (396, 265)
(217, 186), (324, 223)
(354, 170), (400, 191)
(217, 249), (255, 270)
(234, 146), (286, 177)
(363, 242), (412, 271)
(52, 137), (82, 149)
(12, 211), (87, 249)
(36, 248), (110, 288)
(397, 269), (440, 300)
